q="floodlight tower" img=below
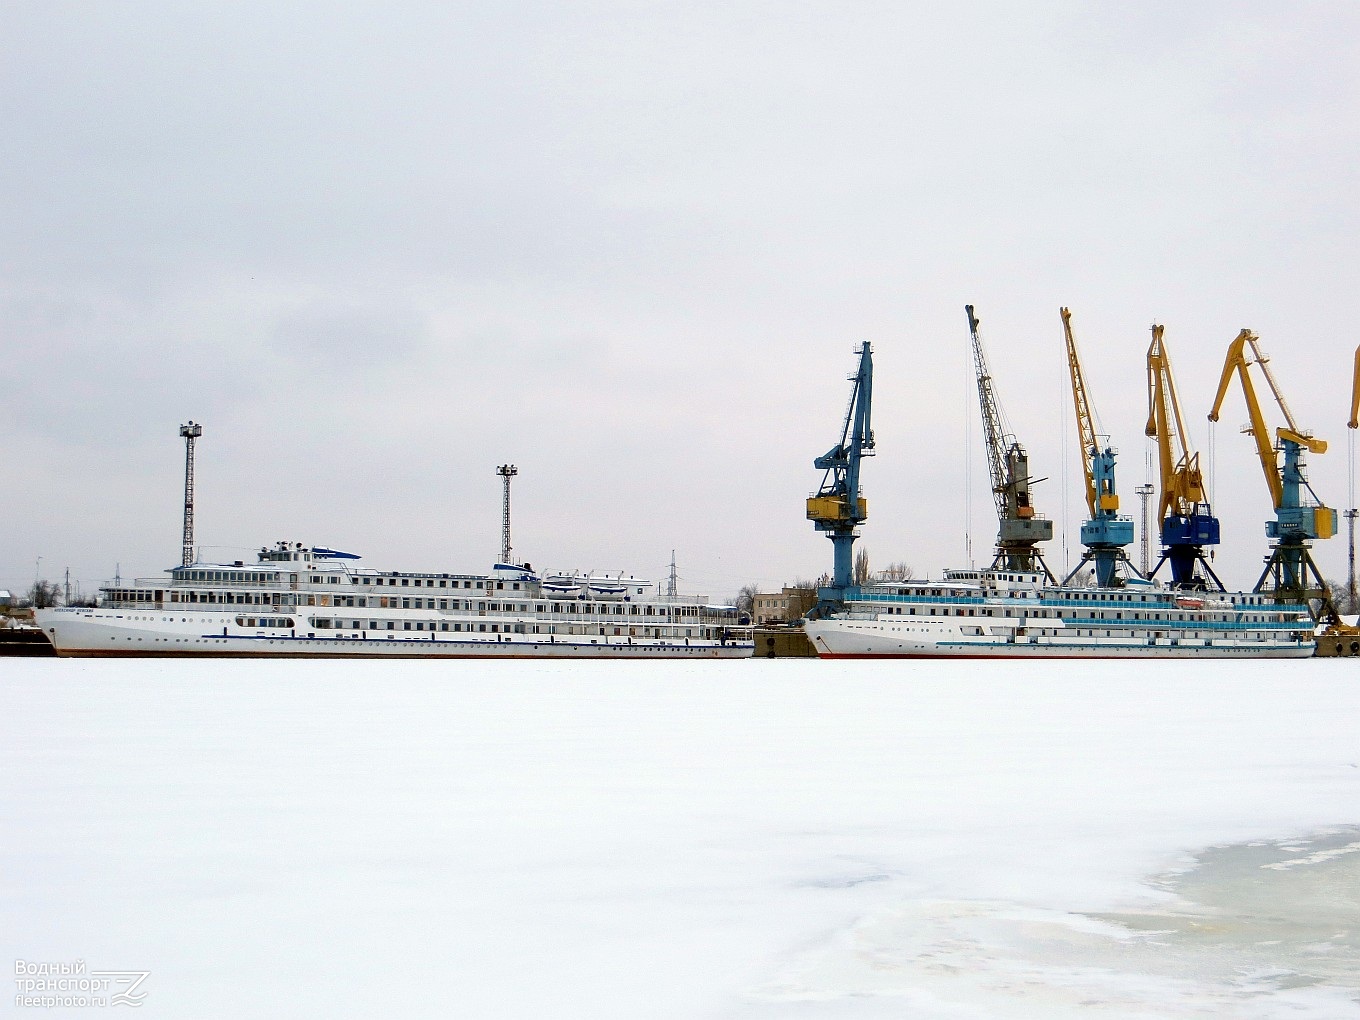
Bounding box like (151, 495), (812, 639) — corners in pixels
(179, 421), (203, 568)
(497, 464), (518, 565)
(1135, 482), (1155, 576)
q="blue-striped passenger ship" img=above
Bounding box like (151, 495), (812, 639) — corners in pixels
(803, 568), (1314, 658)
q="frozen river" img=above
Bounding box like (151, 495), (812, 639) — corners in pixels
(4, 658), (1359, 1018)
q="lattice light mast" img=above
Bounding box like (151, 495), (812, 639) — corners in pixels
(179, 421), (203, 568)
(1135, 483), (1155, 576)
(1346, 343), (1360, 609)
(497, 464), (517, 565)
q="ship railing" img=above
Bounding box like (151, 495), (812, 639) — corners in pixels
(852, 592), (985, 605)
(523, 609), (737, 624)
(119, 576), (283, 589)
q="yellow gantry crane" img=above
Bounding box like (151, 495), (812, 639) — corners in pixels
(1061, 308), (1135, 587)
(1143, 325), (1224, 590)
(1208, 329), (1338, 611)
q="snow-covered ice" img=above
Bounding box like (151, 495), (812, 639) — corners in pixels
(3, 658), (1359, 1017)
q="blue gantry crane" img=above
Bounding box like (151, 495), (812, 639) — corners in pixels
(807, 343), (874, 609)
(1060, 308), (1136, 587)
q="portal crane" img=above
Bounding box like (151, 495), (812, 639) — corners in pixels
(1060, 308), (1135, 587)
(1144, 325), (1224, 590)
(965, 305), (1054, 579)
(1208, 329), (1336, 607)
(807, 343), (874, 608)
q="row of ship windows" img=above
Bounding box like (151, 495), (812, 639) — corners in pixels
(883, 606), (1279, 623)
(880, 590), (1266, 607)
(306, 619), (700, 637)
(154, 591), (714, 617)
(178, 570), (520, 591)
(338, 576), (520, 590)
(965, 630), (1297, 642)
(115, 591), (727, 618)
(316, 596), (685, 615)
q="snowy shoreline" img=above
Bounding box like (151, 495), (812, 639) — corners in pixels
(4, 659), (1359, 1017)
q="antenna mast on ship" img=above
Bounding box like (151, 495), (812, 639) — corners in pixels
(667, 550), (678, 598)
(497, 464), (517, 565)
(179, 421), (203, 568)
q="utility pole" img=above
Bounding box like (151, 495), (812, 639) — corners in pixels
(497, 464), (517, 565)
(64, 568), (71, 606)
(179, 422), (203, 568)
(1135, 483), (1155, 576)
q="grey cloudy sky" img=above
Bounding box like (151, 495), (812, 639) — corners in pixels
(4, 2), (1358, 598)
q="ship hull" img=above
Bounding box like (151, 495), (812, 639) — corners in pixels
(36, 611), (752, 659)
(805, 620), (1313, 659)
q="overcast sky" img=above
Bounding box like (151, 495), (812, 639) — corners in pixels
(4, 2), (1358, 598)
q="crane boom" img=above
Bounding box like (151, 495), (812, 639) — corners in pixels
(1209, 330), (1285, 508)
(965, 305), (1053, 578)
(1061, 308), (1134, 587)
(1145, 326), (1205, 521)
(1143, 326), (1222, 590)
(1063, 308), (1099, 520)
(1349, 344), (1360, 430)
(966, 305), (1011, 523)
(1208, 330), (1327, 509)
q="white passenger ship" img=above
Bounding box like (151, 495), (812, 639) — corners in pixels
(36, 543), (752, 658)
(803, 568), (1314, 658)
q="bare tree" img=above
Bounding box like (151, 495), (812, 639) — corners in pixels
(27, 580), (62, 609)
(1326, 578), (1357, 616)
(733, 583), (760, 616)
(877, 561), (916, 581)
(853, 547), (870, 586)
